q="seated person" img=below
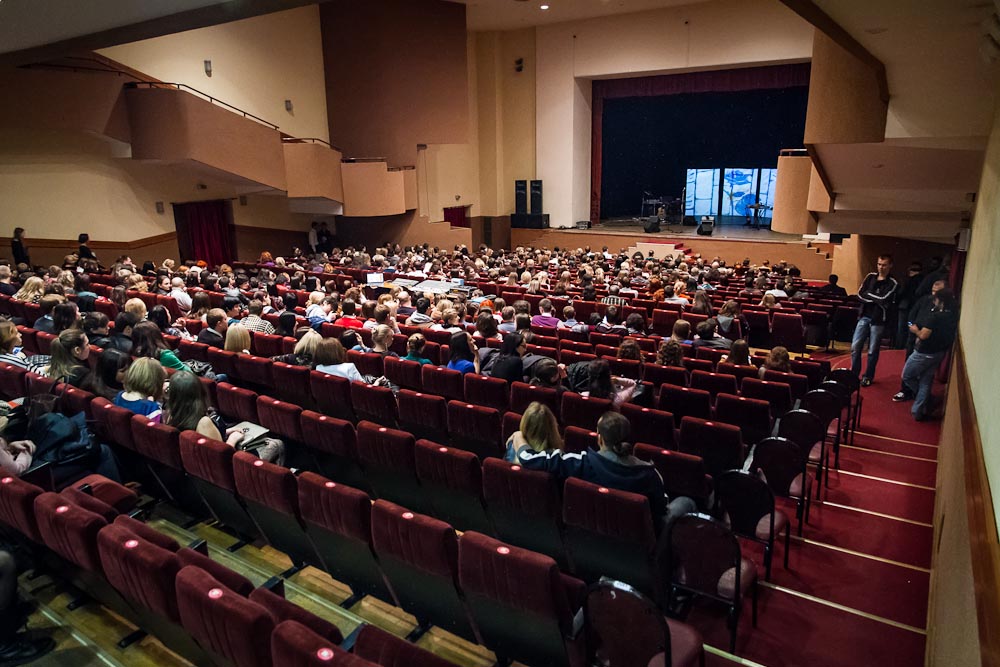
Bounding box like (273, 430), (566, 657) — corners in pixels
(32, 294), (63, 334)
(670, 319), (693, 345)
(691, 319), (732, 350)
(402, 333), (433, 365)
(504, 401), (564, 462)
(334, 299), (365, 329)
(224, 324), (251, 354)
(490, 333), (525, 383)
(497, 306), (517, 333)
(273, 328), (321, 366)
(528, 357), (568, 399)
(759, 345), (791, 377)
(446, 332), (480, 375)
(370, 325), (398, 358)
(113, 357), (166, 421)
(0, 321), (28, 369)
(655, 339), (685, 368)
(313, 338), (364, 382)
(50, 302), (80, 335)
(197, 309), (228, 348)
(530, 299), (561, 329)
(474, 312), (503, 341)
(595, 305), (627, 335)
(431, 308), (463, 334)
(581, 358), (635, 408)
(86, 348), (130, 401)
(616, 338), (643, 361)
(817, 274), (848, 297)
(45, 329), (91, 386)
(721, 339), (752, 366)
(405, 298), (434, 329)
(132, 321), (190, 372)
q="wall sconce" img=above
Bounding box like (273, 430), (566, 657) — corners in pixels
(455, 195), (462, 201)
(285, 99), (293, 112)
(204, 60), (212, 77)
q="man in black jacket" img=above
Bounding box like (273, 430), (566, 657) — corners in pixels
(850, 255), (898, 386)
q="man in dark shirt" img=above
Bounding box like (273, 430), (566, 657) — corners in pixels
(851, 255), (898, 386)
(198, 309), (228, 348)
(900, 289), (958, 421)
(894, 262), (923, 347)
(893, 279), (946, 401)
(816, 274), (848, 298)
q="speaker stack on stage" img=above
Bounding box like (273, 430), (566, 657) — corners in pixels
(696, 215), (715, 236)
(643, 216), (661, 233)
(511, 179), (549, 229)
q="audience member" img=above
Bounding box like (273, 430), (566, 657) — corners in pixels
(113, 357), (166, 421)
(87, 348), (130, 401)
(759, 346), (791, 377)
(313, 338), (364, 381)
(0, 322), (27, 369)
(45, 328), (91, 386)
(447, 332), (480, 375)
(198, 309), (228, 348)
(132, 321), (189, 372)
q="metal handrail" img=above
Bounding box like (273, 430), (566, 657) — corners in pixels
(282, 137), (342, 152)
(124, 81), (279, 130)
(341, 157), (388, 163)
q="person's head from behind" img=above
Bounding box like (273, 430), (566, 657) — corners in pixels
(597, 411), (632, 457)
(625, 312), (645, 333)
(656, 339), (684, 367)
(372, 324), (394, 351)
(38, 294), (62, 317)
(760, 294), (776, 309)
(339, 330), (361, 350)
(727, 339), (751, 366)
(765, 345), (791, 372)
(206, 308), (228, 333)
(696, 319), (717, 340)
(166, 371), (208, 431)
(519, 402), (563, 453)
(0, 320), (21, 354)
(604, 305), (621, 326)
(416, 297), (431, 315)
(672, 319), (691, 341)
(313, 338), (347, 367)
(828, 274), (839, 286)
(406, 333), (427, 358)
(340, 299), (357, 317)
(293, 329), (322, 358)
(125, 297), (147, 320)
(94, 348), (129, 394)
(500, 332), (525, 358)
(131, 321), (166, 358)
(277, 311), (297, 337)
(530, 358), (561, 388)
(617, 338), (642, 361)
(222, 296), (241, 318)
(225, 324), (251, 353)
(476, 312), (498, 339)
(449, 331), (475, 363)
(587, 358), (614, 400)
(51, 302), (80, 334)
(147, 305), (172, 332)
(114, 312), (138, 339)
(124, 357), (166, 401)
(500, 306), (515, 323)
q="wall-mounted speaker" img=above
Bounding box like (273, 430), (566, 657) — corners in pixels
(514, 180), (527, 215)
(530, 180), (543, 215)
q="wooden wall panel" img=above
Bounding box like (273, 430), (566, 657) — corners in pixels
(283, 142), (344, 203)
(772, 155), (818, 235)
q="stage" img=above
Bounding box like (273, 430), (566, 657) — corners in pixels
(596, 217), (794, 243)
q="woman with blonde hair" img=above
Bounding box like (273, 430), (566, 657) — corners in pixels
(504, 401), (564, 461)
(371, 324), (397, 358)
(273, 328), (321, 366)
(759, 293), (778, 310)
(13, 276), (43, 303)
(113, 357), (166, 421)
(224, 324), (251, 354)
(0, 321), (28, 369)
(124, 297), (147, 321)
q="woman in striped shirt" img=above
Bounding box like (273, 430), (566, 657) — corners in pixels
(0, 321), (28, 370)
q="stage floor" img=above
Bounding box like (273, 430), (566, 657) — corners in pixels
(589, 220), (803, 243)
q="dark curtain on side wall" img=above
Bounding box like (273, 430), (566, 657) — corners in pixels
(590, 63), (812, 223)
(172, 200), (236, 268)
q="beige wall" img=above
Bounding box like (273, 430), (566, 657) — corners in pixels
(232, 195), (312, 233)
(99, 5), (329, 142)
(960, 102), (1000, 529)
(534, 0), (813, 228)
(336, 211), (471, 250)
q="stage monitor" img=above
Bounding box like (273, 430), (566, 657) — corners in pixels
(722, 168), (759, 217)
(684, 168), (720, 217)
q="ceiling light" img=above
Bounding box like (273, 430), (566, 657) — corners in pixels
(540, 4), (550, 9)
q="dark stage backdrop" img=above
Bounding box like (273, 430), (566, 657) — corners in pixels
(599, 86), (808, 219)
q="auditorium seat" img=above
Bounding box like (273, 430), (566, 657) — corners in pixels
(91, 397), (138, 453)
(351, 382), (398, 428)
(750, 436), (811, 535)
(561, 393), (613, 431)
(447, 401), (503, 460)
(0, 364), (26, 401)
(463, 373), (510, 413)
(251, 333), (283, 358)
(458, 531), (586, 667)
(681, 357), (713, 375)
(270, 621), (372, 667)
(310, 371), (357, 423)
(383, 357), (422, 392)
(249, 584), (344, 644)
(206, 347), (238, 378)
(482, 458), (568, 567)
(396, 390), (449, 445)
(607, 357), (643, 380)
(715, 393), (772, 445)
(370, 500), (477, 641)
(299, 411), (370, 493)
(413, 440), (491, 534)
(770, 313), (805, 353)
(421, 365), (465, 401)
(0, 475), (44, 542)
(658, 385), (712, 425)
(715, 470), (790, 580)
(740, 378), (794, 417)
(620, 403), (676, 450)
(34, 491), (107, 573)
(633, 444), (712, 509)
(353, 623), (457, 667)
(689, 370), (738, 401)
(355, 421), (425, 513)
(178, 339), (209, 363)
(743, 311), (772, 348)
(558, 350), (597, 366)
(510, 381), (560, 416)
(562, 477), (660, 598)
(777, 408), (829, 495)
(296, 471), (396, 606)
(217, 382), (260, 424)
(562, 426), (598, 454)
(677, 417), (744, 478)
(761, 370), (809, 402)
(643, 364), (689, 389)
(716, 362), (760, 388)
(256, 396), (304, 444)
(348, 350), (385, 378)
(179, 432), (261, 542)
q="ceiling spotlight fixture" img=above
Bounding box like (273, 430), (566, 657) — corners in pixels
(540, 4), (550, 10)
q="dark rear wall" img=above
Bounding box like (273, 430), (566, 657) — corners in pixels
(599, 87), (809, 218)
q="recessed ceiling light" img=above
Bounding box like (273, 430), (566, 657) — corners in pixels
(540, 4), (550, 9)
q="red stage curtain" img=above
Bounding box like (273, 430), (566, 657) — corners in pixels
(590, 63), (812, 223)
(173, 200), (235, 268)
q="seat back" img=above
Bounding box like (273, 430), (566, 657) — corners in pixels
(251, 333), (283, 358)
(633, 444), (712, 507)
(459, 531), (582, 667)
(130, 415), (183, 470)
(217, 382), (260, 424)
(420, 365), (465, 401)
(271, 362), (312, 407)
(256, 396), (303, 442)
(206, 347), (238, 377)
(370, 500), (476, 641)
(34, 492), (107, 571)
(0, 475), (43, 542)
(355, 421), (424, 512)
(762, 370), (809, 401)
(690, 370), (738, 400)
(296, 472), (394, 604)
(715, 470), (777, 540)
(353, 624), (456, 667)
(585, 580), (674, 667)
(561, 392), (613, 431)
(619, 404), (676, 450)
(396, 390), (449, 444)
(562, 478), (658, 596)
(92, 397), (137, 452)
(741, 378), (793, 416)
(348, 351), (385, 377)
(770, 313), (805, 352)
(750, 437), (807, 500)
(299, 411), (368, 492)
(657, 384), (712, 425)
(714, 393), (772, 445)
(463, 373), (510, 412)
(97, 522), (181, 621)
(642, 364), (688, 390)
(383, 357), (423, 391)
(414, 440), (490, 534)
(668, 514), (744, 602)
(310, 371), (356, 423)
(0, 364), (26, 401)
(776, 409), (827, 451)
(677, 417), (744, 478)
(447, 401), (503, 460)
(179, 432), (260, 541)
(509, 381), (559, 416)
(350, 382), (398, 428)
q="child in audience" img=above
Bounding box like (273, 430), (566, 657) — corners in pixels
(113, 357), (166, 422)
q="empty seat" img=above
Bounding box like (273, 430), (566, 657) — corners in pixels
(561, 393), (613, 431)
(396, 390), (449, 444)
(510, 382), (560, 416)
(761, 370), (809, 402)
(91, 397), (138, 452)
(353, 624), (456, 667)
(370, 500), (477, 641)
(643, 364), (688, 389)
(482, 458), (567, 567)
(715, 393), (772, 445)
(770, 313), (805, 352)
(715, 470), (791, 580)
(383, 357), (423, 392)
(217, 382), (260, 424)
(206, 347), (238, 378)
(464, 373), (510, 412)
(459, 531), (586, 667)
(299, 411), (369, 493)
(310, 371), (357, 423)
(271, 362), (312, 407)
(447, 401), (503, 460)
(562, 478), (659, 598)
(741, 378), (793, 417)
(251, 333), (283, 358)
(256, 396), (303, 443)
(348, 351), (385, 378)
(355, 421), (425, 513)
(0, 475), (44, 542)
(750, 436), (811, 536)
(633, 444), (712, 508)
(657, 385), (712, 425)
(716, 362), (760, 388)
(351, 382), (398, 428)
(420, 365), (465, 401)
(270, 620), (373, 667)
(0, 364), (26, 401)
(296, 471), (395, 605)
(677, 417), (744, 478)
(689, 370), (738, 400)
(414, 440), (491, 534)
(34, 491), (107, 573)
(234, 355), (273, 387)
(179, 432), (260, 542)
(563, 426), (598, 455)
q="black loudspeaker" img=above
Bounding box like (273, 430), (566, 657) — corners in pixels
(643, 216), (661, 233)
(514, 180), (527, 215)
(510, 213), (549, 229)
(696, 220), (714, 236)
(530, 179), (543, 215)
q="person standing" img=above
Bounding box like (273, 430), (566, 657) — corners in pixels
(308, 221), (319, 255)
(78, 233), (97, 261)
(851, 255), (898, 386)
(10, 228), (29, 267)
(900, 288), (958, 421)
(894, 262), (924, 348)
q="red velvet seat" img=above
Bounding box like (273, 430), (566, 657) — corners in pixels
(179, 431), (260, 541)
(800, 309), (830, 348)
(633, 444), (712, 508)
(689, 370), (738, 401)
(91, 397), (137, 452)
(130, 415), (183, 470)
(251, 333), (283, 358)
(34, 491), (107, 572)
(447, 401), (503, 460)
(715, 393), (772, 445)
(396, 389), (449, 445)
(271, 362), (312, 407)
(299, 411), (369, 493)
(761, 370), (809, 401)
(175, 565), (276, 667)
(681, 357), (713, 375)
(233, 451), (315, 568)
(0, 364), (26, 401)
(370, 500), (477, 641)
(414, 440), (491, 534)
(509, 381), (560, 417)
(296, 471), (395, 605)
(249, 585), (343, 645)
(715, 470), (791, 580)
(420, 364), (465, 401)
(557, 340), (593, 354)
(256, 396), (303, 442)
(606, 357), (642, 380)
(677, 416), (744, 478)
(206, 347), (238, 378)
(557, 350), (597, 366)
(459, 531), (586, 667)
(383, 357), (422, 392)
(178, 339), (209, 363)
(562, 477), (659, 598)
(270, 620), (374, 667)
(715, 362), (760, 388)
(560, 392), (612, 431)
(0, 475), (44, 542)
(750, 436), (812, 536)
(234, 354), (274, 388)
(770, 312), (805, 353)
(217, 382), (260, 424)
(482, 458), (568, 567)
(790, 359), (825, 390)
(310, 371), (356, 423)
(562, 426), (598, 454)
(350, 382), (398, 428)
(463, 373), (510, 412)
(743, 311), (772, 348)
(619, 403), (676, 450)
(97, 521), (182, 622)
(643, 364), (689, 389)
(741, 378), (793, 417)
(353, 624), (456, 667)
(651, 310), (681, 336)
(355, 422), (425, 514)
(348, 350), (385, 378)
(35, 331), (56, 355)
(657, 384), (712, 425)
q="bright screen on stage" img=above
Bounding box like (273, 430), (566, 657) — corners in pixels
(722, 168), (759, 217)
(684, 168), (720, 217)
(756, 168), (778, 216)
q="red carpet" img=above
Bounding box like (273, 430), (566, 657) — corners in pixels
(822, 472), (935, 524)
(846, 432), (938, 459)
(799, 501), (933, 568)
(833, 447), (937, 487)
